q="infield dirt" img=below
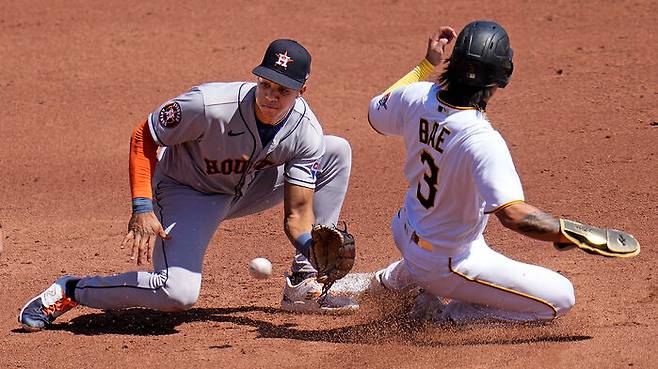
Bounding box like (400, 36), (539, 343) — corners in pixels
(1, 1), (656, 368)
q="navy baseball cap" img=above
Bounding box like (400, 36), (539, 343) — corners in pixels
(252, 39), (311, 90)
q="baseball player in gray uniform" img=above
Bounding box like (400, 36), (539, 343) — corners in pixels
(19, 39), (356, 331)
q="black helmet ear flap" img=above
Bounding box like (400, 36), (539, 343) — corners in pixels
(497, 55), (513, 88)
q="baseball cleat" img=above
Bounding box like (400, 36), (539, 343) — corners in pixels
(408, 290), (448, 322)
(359, 269), (421, 316)
(281, 274), (358, 314)
(360, 269), (392, 300)
(19, 276), (79, 331)
(368, 270), (388, 295)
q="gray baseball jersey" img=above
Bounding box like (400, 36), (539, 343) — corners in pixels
(148, 82), (325, 196)
(68, 83), (353, 311)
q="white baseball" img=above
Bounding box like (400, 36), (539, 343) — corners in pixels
(248, 257), (272, 280)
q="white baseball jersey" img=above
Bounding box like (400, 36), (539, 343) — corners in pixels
(368, 82), (524, 249)
(148, 82), (324, 196)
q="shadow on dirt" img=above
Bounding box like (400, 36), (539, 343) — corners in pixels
(14, 306), (593, 347)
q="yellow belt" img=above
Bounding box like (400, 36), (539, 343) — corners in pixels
(411, 231), (433, 251)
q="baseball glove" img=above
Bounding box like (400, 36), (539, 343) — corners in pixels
(553, 219), (640, 258)
(309, 223), (356, 286)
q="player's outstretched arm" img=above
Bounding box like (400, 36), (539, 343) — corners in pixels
(494, 202), (567, 243)
(495, 202), (640, 257)
(368, 26), (457, 135)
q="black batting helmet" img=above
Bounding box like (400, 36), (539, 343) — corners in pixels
(449, 20), (514, 88)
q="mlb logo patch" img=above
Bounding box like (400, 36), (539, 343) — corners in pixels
(311, 162), (321, 179)
(377, 93), (390, 110)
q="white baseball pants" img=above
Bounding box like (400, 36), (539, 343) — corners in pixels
(379, 207), (575, 322)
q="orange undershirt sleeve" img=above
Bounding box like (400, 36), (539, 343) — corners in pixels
(129, 119), (159, 199)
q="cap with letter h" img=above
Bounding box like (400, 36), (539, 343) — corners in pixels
(252, 39), (311, 90)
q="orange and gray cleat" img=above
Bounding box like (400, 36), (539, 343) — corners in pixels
(19, 276), (79, 331)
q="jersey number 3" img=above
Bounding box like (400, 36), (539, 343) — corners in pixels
(416, 150), (438, 209)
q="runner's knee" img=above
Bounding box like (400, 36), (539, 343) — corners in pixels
(553, 277), (576, 317)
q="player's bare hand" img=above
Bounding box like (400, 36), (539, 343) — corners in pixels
(121, 212), (169, 266)
(426, 26), (457, 66)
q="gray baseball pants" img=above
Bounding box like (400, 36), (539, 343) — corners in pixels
(73, 136), (351, 311)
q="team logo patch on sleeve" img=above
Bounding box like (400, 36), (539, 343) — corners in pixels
(158, 102), (182, 128)
(377, 93), (390, 110)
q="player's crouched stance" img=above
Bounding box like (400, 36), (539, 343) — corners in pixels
(19, 39), (357, 331)
(361, 21), (639, 323)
